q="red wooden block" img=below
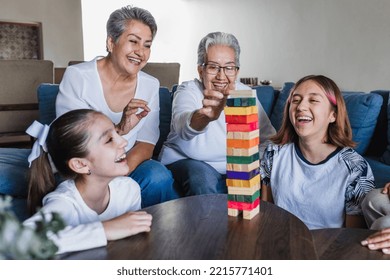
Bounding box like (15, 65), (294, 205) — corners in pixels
(227, 197), (260, 211)
(227, 122), (259, 132)
(225, 114), (258, 124)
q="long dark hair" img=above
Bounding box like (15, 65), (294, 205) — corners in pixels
(271, 75), (355, 148)
(27, 109), (103, 214)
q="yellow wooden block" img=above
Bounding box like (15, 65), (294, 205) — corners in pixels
(227, 146), (259, 156)
(243, 204), (260, 220)
(228, 208), (240, 217)
(227, 129), (259, 140)
(226, 160), (259, 172)
(228, 183), (260, 196)
(228, 89), (256, 98)
(226, 174), (261, 188)
(224, 106), (258, 116)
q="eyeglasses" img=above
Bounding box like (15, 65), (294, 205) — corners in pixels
(202, 63), (239, 76)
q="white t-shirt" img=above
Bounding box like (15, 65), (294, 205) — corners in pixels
(260, 142), (375, 229)
(56, 57), (160, 151)
(159, 79), (276, 174)
(23, 177), (141, 254)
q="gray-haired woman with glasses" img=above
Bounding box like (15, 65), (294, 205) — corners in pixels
(158, 32), (275, 196)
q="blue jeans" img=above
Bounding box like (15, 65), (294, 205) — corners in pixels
(0, 148), (31, 197)
(0, 148), (31, 220)
(129, 159), (180, 208)
(167, 159), (227, 196)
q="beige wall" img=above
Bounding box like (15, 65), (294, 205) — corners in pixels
(2, 0), (390, 92)
(0, 0), (83, 67)
(111, 0), (390, 92)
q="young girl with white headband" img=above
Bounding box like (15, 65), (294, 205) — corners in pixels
(23, 109), (152, 254)
(260, 75), (375, 229)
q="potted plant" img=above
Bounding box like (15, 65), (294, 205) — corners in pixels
(0, 196), (65, 259)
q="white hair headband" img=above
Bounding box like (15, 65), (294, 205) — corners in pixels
(26, 120), (50, 167)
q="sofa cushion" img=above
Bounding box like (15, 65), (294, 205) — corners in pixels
(379, 92), (390, 164)
(152, 87), (172, 159)
(343, 92), (383, 155)
(365, 90), (389, 158)
(269, 82), (295, 130)
(37, 83), (59, 125)
(365, 156), (390, 189)
(253, 85), (275, 118)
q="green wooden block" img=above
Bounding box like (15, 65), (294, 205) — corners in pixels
(240, 98), (257, 107)
(226, 97), (257, 107)
(226, 153), (259, 164)
(228, 190), (260, 203)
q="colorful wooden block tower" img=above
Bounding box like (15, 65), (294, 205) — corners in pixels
(224, 89), (260, 220)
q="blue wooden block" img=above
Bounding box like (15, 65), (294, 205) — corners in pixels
(226, 168), (260, 180)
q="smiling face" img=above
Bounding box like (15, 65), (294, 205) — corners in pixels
(198, 45), (238, 92)
(83, 114), (129, 179)
(107, 20), (153, 76)
(289, 80), (336, 143)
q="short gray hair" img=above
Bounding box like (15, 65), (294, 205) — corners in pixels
(106, 5), (157, 44)
(197, 32), (241, 67)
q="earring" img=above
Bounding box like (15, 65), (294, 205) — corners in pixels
(87, 169), (91, 175)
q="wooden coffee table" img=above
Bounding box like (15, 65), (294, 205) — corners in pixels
(60, 194), (317, 259)
(311, 227), (390, 260)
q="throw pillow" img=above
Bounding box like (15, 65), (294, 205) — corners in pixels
(343, 92), (383, 155)
(381, 92), (390, 164)
(253, 85), (275, 118)
(37, 83), (59, 125)
(269, 82), (295, 131)
(365, 90), (389, 157)
(153, 87), (172, 159)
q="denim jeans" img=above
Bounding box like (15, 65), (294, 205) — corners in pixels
(0, 148), (31, 197)
(167, 159), (227, 196)
(129, 159), (180, 208)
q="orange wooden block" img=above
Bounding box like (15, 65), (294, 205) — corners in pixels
(227, 137), (259, 149)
